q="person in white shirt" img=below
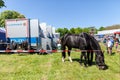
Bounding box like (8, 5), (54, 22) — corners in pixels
(107, 38), (113, 55)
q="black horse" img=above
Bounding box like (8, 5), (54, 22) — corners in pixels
(79, 33), (93, 66)
(80, 32), (106, 69)
(61, 33), (88, 66)
(61, 32), (106, 70)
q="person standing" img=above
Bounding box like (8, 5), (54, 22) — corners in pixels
(115, 38), (119, 49)
(57, 38), (61, 50)
(107, 38), (113, 55)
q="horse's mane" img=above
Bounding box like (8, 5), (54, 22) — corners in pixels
(80, 33), (104, 58)
(80, 32), (102, 50)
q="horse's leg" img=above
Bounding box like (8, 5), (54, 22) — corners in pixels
(83, 52), (87, 67)
(80, 50), (87, 67)
(68, 47), (72, 62)
(62, 45), (66, 62)
(79, 52), (84, 65)
(87, 51), (90, 65)
(95, 53), (98, 65)
(90, 51), (93, 65)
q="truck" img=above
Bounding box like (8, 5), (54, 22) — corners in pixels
(5, 18), (41, 49)
(5, 19), (58, 51)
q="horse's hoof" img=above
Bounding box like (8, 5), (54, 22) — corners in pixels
(68, 57), (73, 62)
(80, 63), (82, 66)
(84, 65), (87, 67)
(62, 58), (65, 62)
(88, 63), (92, 66)
(62, 60), (65, 62)
(70, 60), (73, 63)
(62, 59), (65, 62)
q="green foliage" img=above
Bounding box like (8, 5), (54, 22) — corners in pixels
(74, 27), (83, 34)
(56, 25), (120, 36)
(63, 28), (69, 34)
(82, 27), (89, 33)
(0, 10), (25, 27)
(99, 26), (105, 31)
(56, 28), (69, 37)
(55, 28), (64, 37)
(56, 27), (96, 37)
(70, 28), (75, 33)
(0, 0), (6, 8)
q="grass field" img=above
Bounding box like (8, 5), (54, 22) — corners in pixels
(0, 44), (120, 80)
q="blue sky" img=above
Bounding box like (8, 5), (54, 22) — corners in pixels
(0, 0), (120, 29)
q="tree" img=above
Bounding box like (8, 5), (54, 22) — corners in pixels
(0, 10), (25, 27)
(0, 0), (6, 8)
(63, 28), (69, 34)
(75, 27), (83, 34)
(56, 28), (69, 37)
(70, 28), (75, 34)
(82, 28), (89, 33)
(99, 26), (105, 31)
(56, 26), (98, 37)
(55, 28), (64, 37)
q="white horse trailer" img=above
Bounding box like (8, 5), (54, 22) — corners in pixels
(40, 23), (59, 50)
(40, 23), (52, 50)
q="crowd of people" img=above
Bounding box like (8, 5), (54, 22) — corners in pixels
(102, 35), (119, 55)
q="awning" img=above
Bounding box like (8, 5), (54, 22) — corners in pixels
(114, 32), (120, 34)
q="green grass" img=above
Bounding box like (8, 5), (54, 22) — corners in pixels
(0, 44), (120, 80)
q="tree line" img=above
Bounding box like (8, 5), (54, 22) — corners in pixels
(56, 27), (105, 37)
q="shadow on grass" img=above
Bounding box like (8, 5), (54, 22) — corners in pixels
(111, 52), (116, 56)
(106, 52), (116, 56)
(0, 52), (14, 55)
(0, 52), (33, 56)
(17, 53), (30, 56)
(0, 52), (50, 56)
(72, 58), (80, 62)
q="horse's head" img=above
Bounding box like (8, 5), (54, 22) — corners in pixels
(96, 51), (107, 70)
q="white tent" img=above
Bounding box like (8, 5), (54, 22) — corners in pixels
(98, 29), (120, 35)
